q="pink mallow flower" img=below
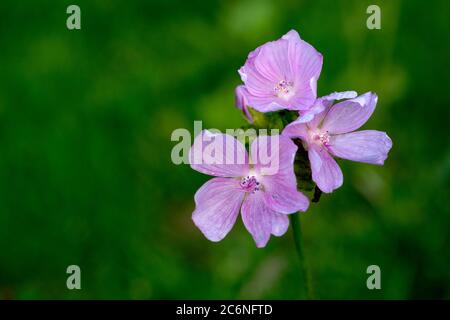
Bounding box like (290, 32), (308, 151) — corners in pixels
(238, 29), (323, 113)
(283, 92), (393, 193)
(189, 131), (309, 247)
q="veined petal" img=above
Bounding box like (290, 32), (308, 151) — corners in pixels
(250, 134), (297, 176)
(321, 91), (358, 101)
(290, 40), (322, 86)
(289, 38), (323, 109)
(305, 91), (358, 128)
(240, 63), (275, 97)
(306, 99), (333, 129)
(270, 212), (290, 237)
(321, 92), (378, 134)
(246, 95), (289, 113)
(328, 130), (393, 165)
(238, 47), (262, 83)
(192, 178), (245, 242)
(241, 192), (273, 248)
(295, 99), (327, 124)
(308, 144), (343, 193)
(235, 85), (253, 123)
(254, 39), (291, 82)
(281, 29), (302, 42)
(263, 172), (309, 213)
(189, 130), (249, 177)
(282, 119), (309, 141)
(250, 134), (309, 213)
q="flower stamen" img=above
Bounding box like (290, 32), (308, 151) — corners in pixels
(312, 131), (330, 146)
(240, 175), (261, 193)
(274, 80), (294, 100)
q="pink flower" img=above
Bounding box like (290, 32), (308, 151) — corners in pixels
(283, 92), (393, 193)
(238, 29), (323, 113)
(235, 85), (253, 123)
(189, 131), (309, 247)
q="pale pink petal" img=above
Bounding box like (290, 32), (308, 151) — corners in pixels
(282, 119), (309, 140)
(288, 39), (323, 109)
(286, 83), (317, 111)
(304, 91), (358, 128)
(270, 212), (289, 237)
(306, 100), (332, 129)
(250, 135), (309, 213)
(192, 178), (245, 242)
(321, 91), (358, 101)
(328, 130), (393, 165)
(254, 40), (291, 82)
(263, 171), (310, 213)
(290, 41), (322, 87)
(308, 144), (343, 193)
(235, 85), (253, 123)
(239, 63), (275, 97)
(238, 46), (274, 99)
(281, 29), (301, 42)
(237, 47), (262, 83)
(250, 135), (296, 176)
(246, 95), (288, 112)
(241, 192), (272, 248)
(189, 130), (249, 177)
(295, 98), (327, 123)
(321, 92), (378, 134)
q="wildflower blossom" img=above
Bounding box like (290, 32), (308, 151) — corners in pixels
(189, 131), (309, 247)
(283, 92), (393, 193)
(238, 30), (323, 113)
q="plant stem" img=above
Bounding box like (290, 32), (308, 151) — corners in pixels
(290, 213), (313, 299)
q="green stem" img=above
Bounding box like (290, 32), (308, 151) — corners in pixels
(290, 213), (313, 299)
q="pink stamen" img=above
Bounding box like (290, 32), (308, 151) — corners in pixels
(240, 175), (261, 193)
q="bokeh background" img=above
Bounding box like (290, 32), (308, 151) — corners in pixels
(0, 0), (449, 299)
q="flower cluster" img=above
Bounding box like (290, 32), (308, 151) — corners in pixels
(189, 29), (392, 247)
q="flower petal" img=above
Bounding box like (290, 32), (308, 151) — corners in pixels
(308, 145), (343, 193)
(254, 39), (291, 82)
(241, 192), (273, 248)
(239, 64), (274, 98)
(246, 95), (288, 113)
(250, 135), (309, 213)
(271, 212), (289, 237)
(250, 134), (296, 176)
(238, 46), (275, 98)
(321, 91), (358, 101)
(288, 39), (323, 109)
(192, 178), (245, 242)
(189, 130), (249, 177)
(321, 92), (378, 134)
(238, 46), (261, 83)
(263, 171), (310, 213)
(305, 91), (358, 128)
(282, 119), (309, 140)
(235, 85), (253, 123)
(328, 130), (393, 165)
(295, 98), (327, 124)
(281, 29), (301, 42)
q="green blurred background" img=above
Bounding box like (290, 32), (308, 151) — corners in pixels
(0, 0), (449, 299)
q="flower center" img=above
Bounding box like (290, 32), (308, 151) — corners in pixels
(240, 175), (261, 193)
(312, 131), (330, 146)
(274, 80), (294, 100)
